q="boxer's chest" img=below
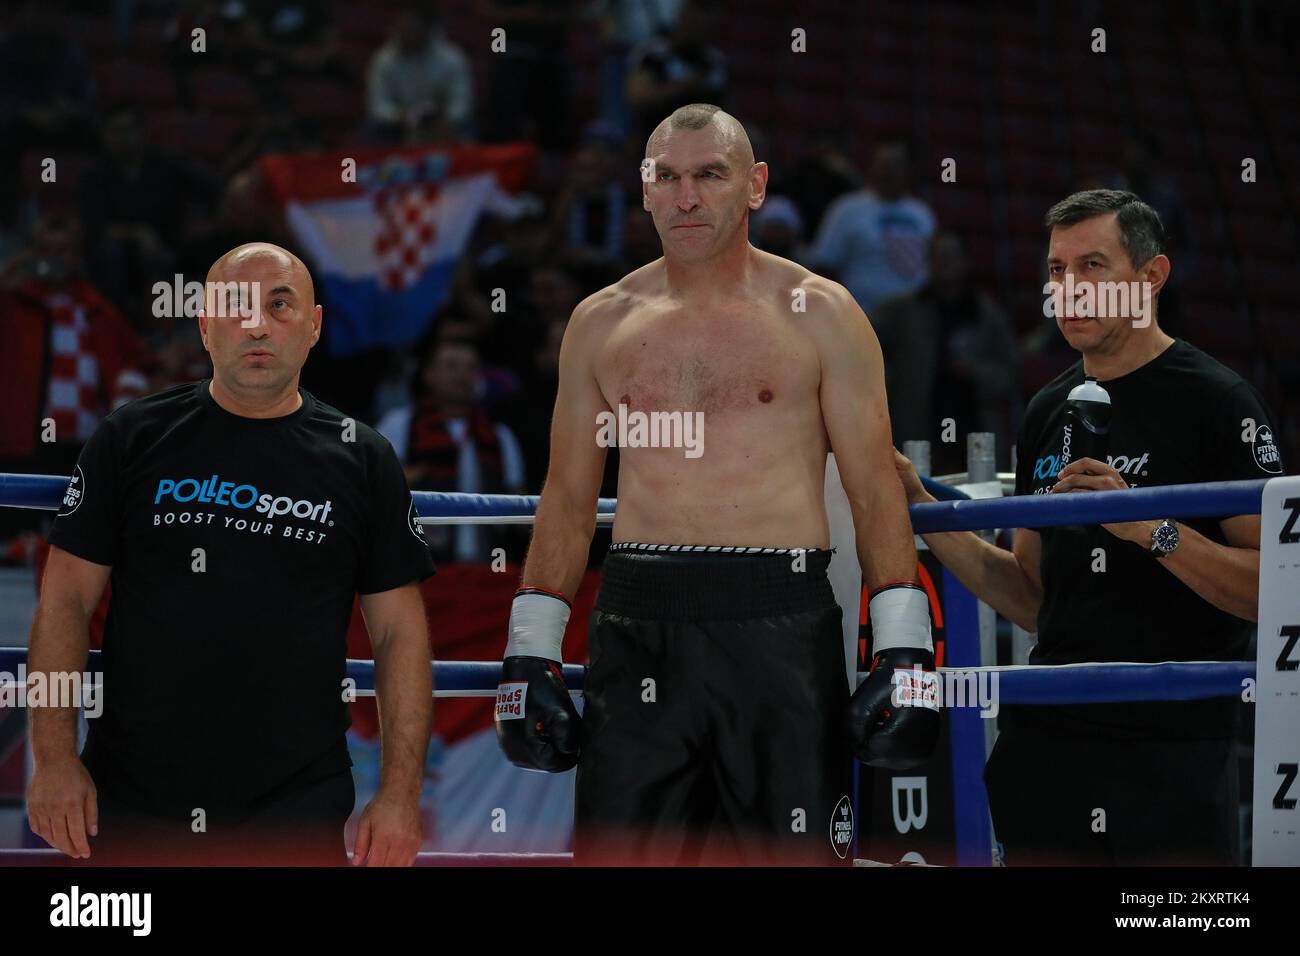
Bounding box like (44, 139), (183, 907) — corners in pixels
(597, 303), (818, 417)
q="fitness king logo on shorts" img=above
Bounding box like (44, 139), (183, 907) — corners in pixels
(829, 795), (854, 860)
(151, 474), (333, 544)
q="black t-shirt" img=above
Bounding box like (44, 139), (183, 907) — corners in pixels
(48, 380), (435, 821)
(1010, 339), (1285, 739)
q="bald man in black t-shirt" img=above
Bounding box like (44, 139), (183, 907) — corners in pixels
(26, 243), (436, 866)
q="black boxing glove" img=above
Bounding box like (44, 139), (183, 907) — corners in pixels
(847, 582), (941, 769)
(494, 587), (582, 772)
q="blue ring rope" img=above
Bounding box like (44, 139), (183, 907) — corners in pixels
(0, 471), (1270, 705)
(0, 649), (1254, 705)
(0, 472), (1268, 533)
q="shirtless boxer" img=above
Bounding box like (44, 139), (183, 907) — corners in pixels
(494, 104), (937, 865)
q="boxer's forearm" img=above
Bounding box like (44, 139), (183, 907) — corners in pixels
(852, 476), (920, 590)
(1150, 522), (1260, 622)
(372, 626), (433, 799)
(522, 492), (594, 601)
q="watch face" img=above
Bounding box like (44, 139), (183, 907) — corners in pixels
(1153, 522), (1179, 554)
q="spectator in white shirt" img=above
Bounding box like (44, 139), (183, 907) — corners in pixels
(367, 3), (475, 142)
(808, 141), (936, 314)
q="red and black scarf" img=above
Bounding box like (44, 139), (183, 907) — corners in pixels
(406, 398), (505, 492)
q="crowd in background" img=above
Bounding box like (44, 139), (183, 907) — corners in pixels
(2, 0), (1297, 567)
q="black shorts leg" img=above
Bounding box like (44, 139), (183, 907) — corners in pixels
(577, 547), (851, 866)
(575, 612), (715, 865)
(703, 605), (852, 865)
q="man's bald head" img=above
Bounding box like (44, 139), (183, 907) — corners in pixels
(199, 241), (322, 402)
(206, 242), (315, 306)
(646, 104), (755, 171)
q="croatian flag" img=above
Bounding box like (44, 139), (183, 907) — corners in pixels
(259, 143), (535, 356)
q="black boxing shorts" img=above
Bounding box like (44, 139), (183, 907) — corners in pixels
(576, 543), (854, 866)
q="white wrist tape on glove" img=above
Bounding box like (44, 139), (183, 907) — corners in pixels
(504, 589), (571, 661)
(868, 585), (933, 654)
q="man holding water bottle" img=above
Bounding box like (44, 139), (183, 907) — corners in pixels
(893, 189), (1284, 865)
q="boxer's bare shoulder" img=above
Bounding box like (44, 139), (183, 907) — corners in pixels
(784, 265), (870, 329)
(776, 261), (880, 374)
(730, 251), (871, 347)
(559, 260), (661, 357)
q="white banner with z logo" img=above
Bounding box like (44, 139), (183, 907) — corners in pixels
(1253, 475), (1300, 865)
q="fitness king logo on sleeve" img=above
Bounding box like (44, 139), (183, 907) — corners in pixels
(1254, 425), (1283, 474)
(407, 498), (426, 542)
(150, 473), (334, 544)
(58, 465), (86, 516)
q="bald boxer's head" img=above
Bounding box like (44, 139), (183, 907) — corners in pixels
(199, 242), (322, 399)
(642, 104), (768, 264)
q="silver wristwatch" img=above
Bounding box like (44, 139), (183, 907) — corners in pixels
(1150, 519), (1180, 558)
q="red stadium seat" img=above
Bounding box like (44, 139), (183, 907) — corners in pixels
(930, 187), (994, 234)
(1009, 236), (1050, 286)
(18, 150), (96, 203)
(925, 4), (985, 43)
(1228, 214), (1297, 258)
(1132, 90), (1196, 129)
(1002, 150), (1073, 196)
(1007, 193), (1059, 239)
(1178, 266), (1234, 307)
(142, 109), (203, 147)
(1179, 33), (1232, 68)
(93, 57), (180, 109)
(1257, 309), (1300, 356)
(928, 67), (984, 108)
(924, 35), (983, 75)
(1239, 258), (1295, 306)
(929, 105), (985, 148)
(1021, 350), (1074, 395)
(1000, 110), (1056, 151)
(1127, 59), (1184, 92)
(1181, 301), (1252, 355)
(847, 57), (914, 100)
(189, 69), (261, 112)
(843, 94), (913, 142)
(1195, 91), (1256, 133)
(283, 77), (365, 124)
